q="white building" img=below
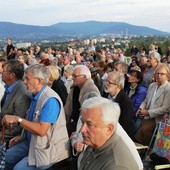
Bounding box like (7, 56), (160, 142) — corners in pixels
(16, 42), (31, 49)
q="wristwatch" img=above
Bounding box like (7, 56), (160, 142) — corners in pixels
(18, 117), (23, 125)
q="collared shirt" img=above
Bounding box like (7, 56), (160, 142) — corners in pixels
(128, 85), (137, 98)
(27, 86), (60, 143)
(4, 81), (19, 101)
(108, 93), (118, 102)
(79, 124), (143, 170)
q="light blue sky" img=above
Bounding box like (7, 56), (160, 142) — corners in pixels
(0, 0), (169, 32)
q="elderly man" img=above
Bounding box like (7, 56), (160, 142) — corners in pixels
(0, 60), (31, 139)
(2, 64), (70, 169)
(79, 97), (143, 170)
(104, 71), (135, 140)
(114, 61), (130, 93)
(65, 65), (100, 136)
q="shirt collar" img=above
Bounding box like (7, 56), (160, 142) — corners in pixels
(5, 81), (19, 93)
(31, 86), (46, 101)
(130, 84), (137, 90)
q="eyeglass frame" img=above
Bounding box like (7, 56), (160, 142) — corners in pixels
(72, 74), (85, 78)
(105, 79), (117, 85)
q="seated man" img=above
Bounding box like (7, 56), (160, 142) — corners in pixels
(64, 65), (100, 136)
(104, 71), (135, 139)
(79, 97), (143, 170)
(0, 59), (31, 139)
(2, 64), (70, 169)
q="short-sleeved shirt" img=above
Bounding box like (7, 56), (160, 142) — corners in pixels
(27, 86), (60, 143)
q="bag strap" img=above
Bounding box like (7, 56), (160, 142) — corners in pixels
(1, 123), (13, 143)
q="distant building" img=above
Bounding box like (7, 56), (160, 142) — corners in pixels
(16, 42), (31, 49)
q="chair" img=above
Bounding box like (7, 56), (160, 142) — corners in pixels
(135, 122), (170, 170)
(155, 164), (170, 170)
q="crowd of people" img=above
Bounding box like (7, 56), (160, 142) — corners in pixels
(0, 38), (170, 169)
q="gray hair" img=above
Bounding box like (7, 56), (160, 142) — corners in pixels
(114, 61), (128, 73)
(25, 64), (49, 84)
(108, 71), (125, 89)
(81, 97), (120, 126)
(64, 65), (74, 75)
(74, 65), (91, 79)
(149, 51), (161, 62)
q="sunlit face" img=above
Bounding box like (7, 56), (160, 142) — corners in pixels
(72, 68), (86, 87)
(155, 68), (169, 85)
(24, 72), (39, 94)
(104, 75), (118, 96)
(81, 107), (111, 148)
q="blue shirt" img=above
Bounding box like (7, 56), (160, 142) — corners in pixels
(27, 86), (60, 143)
(4, 81), (19, 101)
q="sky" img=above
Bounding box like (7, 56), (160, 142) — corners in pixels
(0, 0), (170, 33)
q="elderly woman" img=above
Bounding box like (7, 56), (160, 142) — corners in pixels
(63, 65), (74, 94)
(46, 65), (68, 106)
(141, 51), (160, 87)
(135, 63), (170, 145)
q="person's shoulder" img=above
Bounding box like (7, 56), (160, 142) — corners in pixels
(137, 85), (147, 93)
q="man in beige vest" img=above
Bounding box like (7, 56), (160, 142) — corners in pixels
(2, 64), (70, 169)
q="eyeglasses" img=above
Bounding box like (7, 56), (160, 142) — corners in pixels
(155, 72), (167, 76)
(72, 74), (84, 78)
(105, 79), (117, 85)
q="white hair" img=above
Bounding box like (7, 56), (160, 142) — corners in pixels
(81, 97), (120, 126)
(25, 64), (49, 84)
(108, 71), (125, 89)
(74, 65), (91, 79)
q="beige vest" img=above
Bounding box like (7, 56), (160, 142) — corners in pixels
(28, 86), (70, 167)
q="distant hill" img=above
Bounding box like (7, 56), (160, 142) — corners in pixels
(0, 21), (169, 41)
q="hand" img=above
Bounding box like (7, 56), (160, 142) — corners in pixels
(138, 108), (149, 117)
(2, 115), (19, 125)
(163, 113), (170, 123)
(9, 136), (22, 148)
(70, 131), (76, 138)
(74, 141), (85, 153)
(136, 108), (142, 116)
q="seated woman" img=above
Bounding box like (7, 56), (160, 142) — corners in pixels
(127, 70), (147, 132)
(135, 63), (170, 145)
(46, 65), (68, 106)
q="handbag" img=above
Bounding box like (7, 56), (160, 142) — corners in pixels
(0, 124), (13, 169)
(150, 122), (170, 164)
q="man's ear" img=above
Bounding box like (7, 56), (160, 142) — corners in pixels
(106, 123), (114, 136)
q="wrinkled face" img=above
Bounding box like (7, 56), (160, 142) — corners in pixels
(72, 68), (86, 87)
(104, 75), (118, 96)
(155, 68), (169, 85)
(24, 72), (39, 94)
(81, 107), (111, 148)
(148, 56), (158, 66)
